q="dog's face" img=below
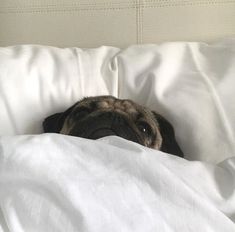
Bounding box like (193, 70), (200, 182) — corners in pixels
(43, 96), (183, 157)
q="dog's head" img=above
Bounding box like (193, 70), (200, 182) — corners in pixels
(43, 96), (183, 157)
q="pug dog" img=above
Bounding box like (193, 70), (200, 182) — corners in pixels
(43, 95), (183, 157)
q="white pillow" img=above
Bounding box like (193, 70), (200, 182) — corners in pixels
(0, 39), (234, 163)
(0, 45), (120, 134)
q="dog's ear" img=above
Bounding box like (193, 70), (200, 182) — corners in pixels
(43, 112), (66, 133)
(43, 103), (78, 133)
(152, 112), (184, 158)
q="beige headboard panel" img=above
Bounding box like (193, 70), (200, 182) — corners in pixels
(0, 0), (235, 48)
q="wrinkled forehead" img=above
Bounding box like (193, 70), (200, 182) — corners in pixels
(78, 96), (119, 108)
(75, 96), (154, 119)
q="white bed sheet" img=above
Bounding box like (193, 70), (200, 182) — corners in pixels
(0, 134), (234, 232)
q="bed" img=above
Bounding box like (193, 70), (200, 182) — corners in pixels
(0, 0), (235, 231)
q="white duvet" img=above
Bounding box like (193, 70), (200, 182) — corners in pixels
(0, 134), (235, 232)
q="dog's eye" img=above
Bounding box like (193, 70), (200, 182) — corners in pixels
(137, 122), (152, 136)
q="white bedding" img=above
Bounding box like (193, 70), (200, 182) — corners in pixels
(0, 40), (235, 231)
(0, 134), (235, 232)
(0, 39), (235, 163)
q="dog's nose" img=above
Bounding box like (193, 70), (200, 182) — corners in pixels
(98, 111), (124, 124)
(94, 111), (140, 144)
(94, 111), (129, 129)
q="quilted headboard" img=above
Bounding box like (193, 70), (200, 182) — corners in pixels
(0, 0), (235, 47)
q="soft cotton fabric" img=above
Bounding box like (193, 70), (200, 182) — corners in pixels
(0, 134), (234, 232)
(0, 39), (235, 162)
